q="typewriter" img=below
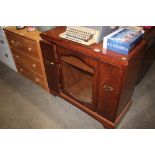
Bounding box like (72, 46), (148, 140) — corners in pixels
(59, 26), (119, 46)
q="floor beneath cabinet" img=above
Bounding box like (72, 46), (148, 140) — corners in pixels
(0, 61), (155, 129)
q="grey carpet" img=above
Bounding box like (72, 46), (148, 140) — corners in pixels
(0, 61), (155, 129)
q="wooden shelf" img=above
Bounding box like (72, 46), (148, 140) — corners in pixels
(65, 78), (93, 104)
(62, 56), (94, 74)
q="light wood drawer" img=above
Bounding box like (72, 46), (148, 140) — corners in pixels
(5, 31), (39, 59)
(16, 63), (46, 89)
(12, 49), (43, 76)
(5, 31), (19, 48)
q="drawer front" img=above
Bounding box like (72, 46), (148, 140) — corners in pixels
(16, 63), (46, 89)
(5, 31), (39, 59)
(12, 49), (43, 76)
(5, 31), (19, 48)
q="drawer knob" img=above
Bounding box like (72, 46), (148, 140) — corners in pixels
(17, 42), (20, 46)
(11, 40), (14, 43)
(28, 47), (32, 51)
(19, 68), (23, 72)
(104, 85), (114, 92)
(35, 78), (39, 82)
(32, 64), (36, 67)
(16, 55), (19, 58)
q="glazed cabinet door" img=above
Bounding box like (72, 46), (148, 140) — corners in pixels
(40, 40), (60, 95)
(96, 61), (124, 122)
(57, 46), (98, 111)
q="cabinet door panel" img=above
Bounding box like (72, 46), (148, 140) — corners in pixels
(97, 62), (124, 122)
(40, 40), (60, 94)
(57, 46), (98, 110)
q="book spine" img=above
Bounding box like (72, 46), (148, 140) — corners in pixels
(107, 33), (143, 55)
(107, 39), (129, 54)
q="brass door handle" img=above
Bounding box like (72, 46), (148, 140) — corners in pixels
(45, 60), (54, 65)
(104, 85), (114, 92)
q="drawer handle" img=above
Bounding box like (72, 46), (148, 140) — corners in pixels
(32, 64), (36, 67)
(17, 42), (20, 47)
(28, 47), (32, 51)
(16, 55), (19, 59)
(11, 40), (14, 43)
(19, 68), (23, 72)
(35, 78), (40, 82)
(104, 85), (114, 92)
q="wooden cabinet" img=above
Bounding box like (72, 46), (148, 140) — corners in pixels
(40, 27), (152, 128)
(4, 27), (49, 91)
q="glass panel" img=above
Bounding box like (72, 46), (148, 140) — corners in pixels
(61, 56), (94, 104)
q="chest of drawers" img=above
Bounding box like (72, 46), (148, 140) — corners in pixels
(4, 27), (49, 91)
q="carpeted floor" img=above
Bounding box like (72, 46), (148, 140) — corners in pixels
(0, 61), (155, 129)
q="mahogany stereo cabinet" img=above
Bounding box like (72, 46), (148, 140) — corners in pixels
(4, 27), (49, 91)
(39, 27), (155, 128)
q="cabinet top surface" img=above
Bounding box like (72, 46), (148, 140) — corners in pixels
(40, 27), (150, 66)
(4, 26), (41, 41)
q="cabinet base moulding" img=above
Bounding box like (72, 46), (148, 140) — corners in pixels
(59, 93), (132, 129)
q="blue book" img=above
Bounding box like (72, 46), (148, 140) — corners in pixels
(107, 29), (143, 55)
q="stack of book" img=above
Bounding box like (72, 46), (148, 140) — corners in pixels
(103, 28), (144, 55)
